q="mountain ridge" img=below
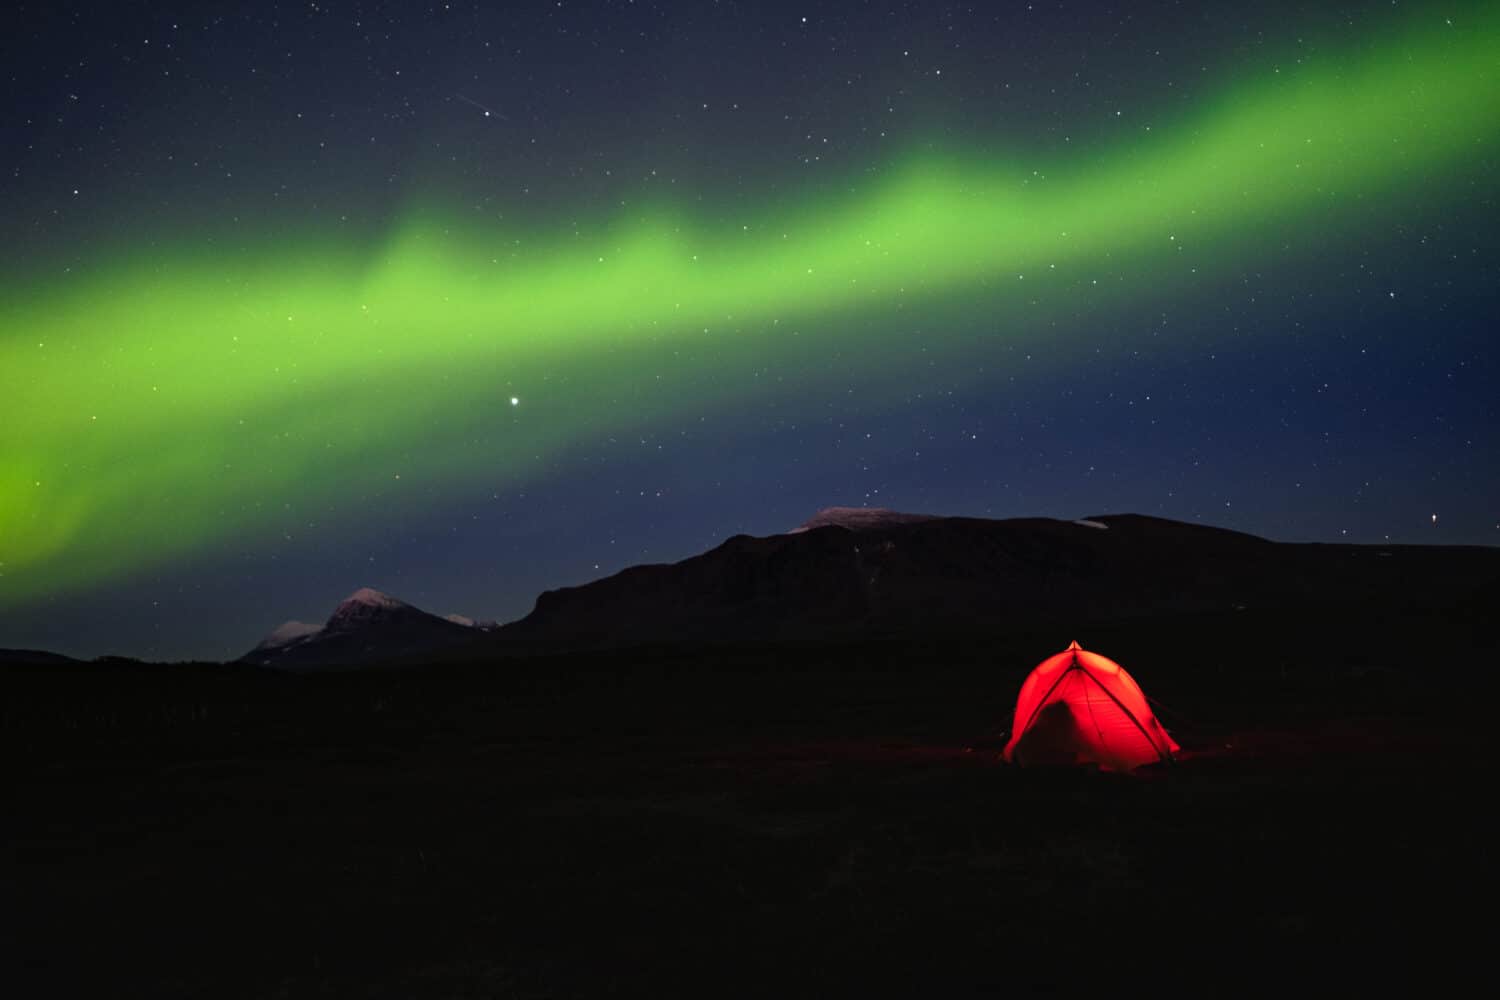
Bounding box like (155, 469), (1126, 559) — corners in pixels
(495, 510), (1497, 647)
(9, 510), (1497, 667)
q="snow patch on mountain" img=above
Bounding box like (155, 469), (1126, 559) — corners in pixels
(256, 621), (322, 649)
(446, 613), (499, 630)
(789, 506), (939, 534)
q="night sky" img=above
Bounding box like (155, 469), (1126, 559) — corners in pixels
(3, 1), (1497, 661)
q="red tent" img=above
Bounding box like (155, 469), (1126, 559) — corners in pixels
(1003, 641), (1178, 771)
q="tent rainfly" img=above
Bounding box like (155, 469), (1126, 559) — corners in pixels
(1003, 641), (1179, 771)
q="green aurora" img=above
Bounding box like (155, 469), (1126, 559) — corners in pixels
(3, 14), (1497, 607)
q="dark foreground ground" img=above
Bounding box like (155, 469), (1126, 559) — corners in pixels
(4, 602), (1492, 996)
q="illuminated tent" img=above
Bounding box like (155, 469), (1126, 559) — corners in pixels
(1003, 641), (1178, 771)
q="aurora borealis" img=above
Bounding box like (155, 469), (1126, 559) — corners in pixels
(4, 2), (1498, 659)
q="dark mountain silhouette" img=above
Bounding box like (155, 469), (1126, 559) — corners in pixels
(0, 648), (80, 666)
(496, 510), (1500, 647)
(240, 588), (479, 668)
(18, 511), (1496, 668)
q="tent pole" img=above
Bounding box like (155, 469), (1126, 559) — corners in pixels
(1077, 665), (1174, 763)
(1016, 656), (1083, 741)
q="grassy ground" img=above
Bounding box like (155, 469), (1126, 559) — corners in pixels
(4, 603), (1490, 996)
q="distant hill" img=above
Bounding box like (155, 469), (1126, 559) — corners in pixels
(0, 648), (80, 666)
(239, 588), (484, 668)
(494, 511), (1500, 647)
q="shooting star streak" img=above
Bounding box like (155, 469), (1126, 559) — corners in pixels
(455, 93), (507, 120)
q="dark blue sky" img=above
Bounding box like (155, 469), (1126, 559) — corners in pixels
(3, 1), (1496, 660)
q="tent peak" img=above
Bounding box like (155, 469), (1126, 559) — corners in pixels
(1067, 640), (1081, 651)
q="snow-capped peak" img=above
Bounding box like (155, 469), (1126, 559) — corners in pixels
(323, 587), (420, 632)
(341, 587), (407, 609)
(240, 587), (472, 665)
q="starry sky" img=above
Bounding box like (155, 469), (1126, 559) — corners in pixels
(3, 1), (1497, 661)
